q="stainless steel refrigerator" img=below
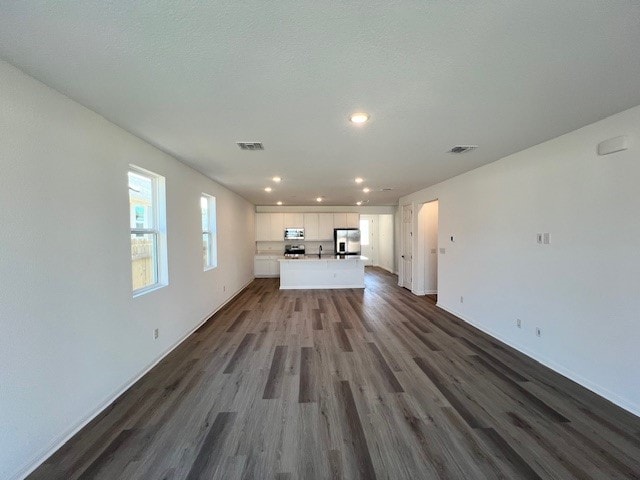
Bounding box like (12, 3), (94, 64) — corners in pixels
(334, 228), (361, 255)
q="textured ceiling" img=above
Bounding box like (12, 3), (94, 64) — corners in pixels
(1, 1), (640, 206)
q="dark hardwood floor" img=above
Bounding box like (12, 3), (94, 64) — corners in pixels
(29, 268), (640, 479)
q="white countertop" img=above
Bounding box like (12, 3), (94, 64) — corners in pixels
(278, 255), (367, 262)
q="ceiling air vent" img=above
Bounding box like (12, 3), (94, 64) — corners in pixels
(448, 145), (478, 154)
(237, 142), (264, 151)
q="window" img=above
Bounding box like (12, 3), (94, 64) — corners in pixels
(129, 166), (167, 295)
(201, 194), (217, 269)
(360, 218), (370, 246)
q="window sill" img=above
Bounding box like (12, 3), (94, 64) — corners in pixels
(133, 283), (167, 298)
(204, 265), (218, 272)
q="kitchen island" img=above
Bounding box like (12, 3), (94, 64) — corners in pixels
(278, 255), (367, 289)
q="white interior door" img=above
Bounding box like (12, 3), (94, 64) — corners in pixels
(359, 216), (375, 266)
(402, 205), (413, 289)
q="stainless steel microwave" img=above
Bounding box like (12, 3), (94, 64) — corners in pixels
(284, 228), (304, 240)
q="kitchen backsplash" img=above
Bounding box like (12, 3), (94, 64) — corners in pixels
(256, 241), (335, 254)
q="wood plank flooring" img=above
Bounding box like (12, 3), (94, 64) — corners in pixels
(29, 268), (640, 479)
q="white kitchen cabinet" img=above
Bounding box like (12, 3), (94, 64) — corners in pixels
(333, 213), (347, 229)
(284, 213), (304, 228)
(254, 258), (271, 276)
(278, 256), (365, 289)
(347, 213), (360, 228)
(256, 211), (359, 242)
(318, 213), (334, 240)
(254, 255), (280, 277)
(255, 213), (271, 241)
(269, 213), (285, 241)
(303, 213), (319, 240)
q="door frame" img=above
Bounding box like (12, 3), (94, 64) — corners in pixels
(415, 199), (439, 296)
(400, 204), (413, 289)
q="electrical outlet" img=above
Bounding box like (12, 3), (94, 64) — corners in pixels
(543, 233), (550, 245)
(460, 296), (464, 304)
(153, 328), (159, 340)
(516, 318), (522, 328)
(536, 327), (541, 337)
(439, 248), (446, 254)
(537, 233), (543, 244)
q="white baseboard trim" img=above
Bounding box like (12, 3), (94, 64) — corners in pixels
(13, 277), (255, 480)
(412, 289), (438, 296)
(280, 284), (365, 290)
(436, 303), (640, 418)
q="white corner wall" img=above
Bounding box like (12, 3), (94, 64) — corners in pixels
(377, 214), (395, 273)
(0, 60), (255, 480)
(400, 104), (640, 416)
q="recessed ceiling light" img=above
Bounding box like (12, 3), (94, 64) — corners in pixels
(264, 187), (272, 192)
(349, 112), (369, 124)
(356, 201), (362, 206)
(277, 201), (283, 205)
(272, 176), (281, 182)
(355, 177), (364, 184)
(316, 197), (323, 202)
(363, 187), (370, 193)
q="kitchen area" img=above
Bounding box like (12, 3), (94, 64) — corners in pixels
(254, 211), (367, 289)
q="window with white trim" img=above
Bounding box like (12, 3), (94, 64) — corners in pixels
(201, 194), (217, 270)
(129, 166), (167, 295)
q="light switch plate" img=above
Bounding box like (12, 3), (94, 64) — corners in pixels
(543, 233), (550, 244)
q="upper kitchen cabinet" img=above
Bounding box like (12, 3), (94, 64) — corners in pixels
(256, 213), (271, 241)
(333, 213), (347, 229)
(303, 213), (319, 241)
(284, 213), (304, 229)
(347, 213), (360, 228)
(269, 213), (285, 241)
(256, 211), (360, 242)
(318, 213), (334, 240)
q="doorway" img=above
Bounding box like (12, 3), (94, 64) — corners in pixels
(402, 204), (413, 289)
(359, 215), (394, 272)
(359, 216), (375, 266)
(421, 200), (439, 298)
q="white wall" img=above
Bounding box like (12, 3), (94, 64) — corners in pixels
(377, 214), (395, 273)
(399, 104), (640, 415)
(0, 60), (255, 480)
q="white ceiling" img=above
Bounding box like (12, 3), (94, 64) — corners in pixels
(1, 1), (640, 206)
